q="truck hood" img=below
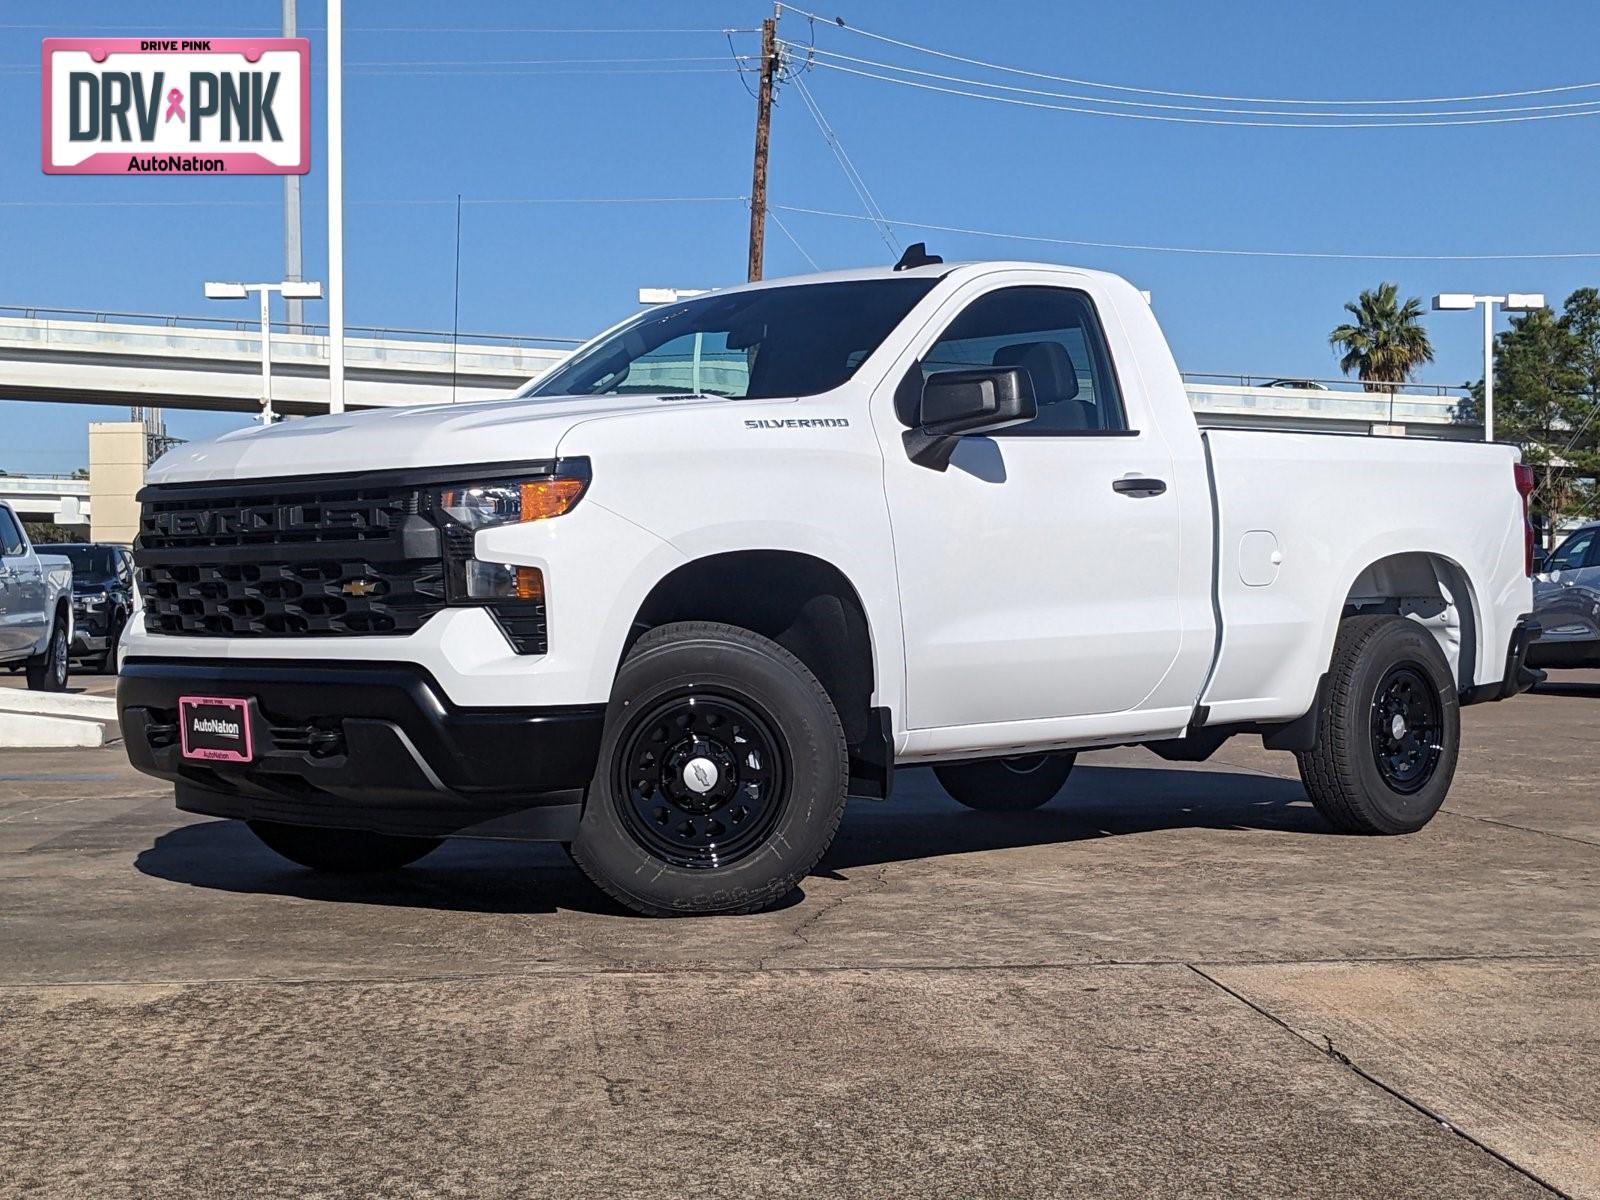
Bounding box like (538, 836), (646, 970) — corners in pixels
(146, 392), (740, 485)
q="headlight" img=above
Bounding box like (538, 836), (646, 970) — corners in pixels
(427, 461), (588, 657)
(75, 592), (106, 608)
(433, 467), (588, 530)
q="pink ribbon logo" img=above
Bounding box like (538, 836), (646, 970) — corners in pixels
(164, 87), (185, 123)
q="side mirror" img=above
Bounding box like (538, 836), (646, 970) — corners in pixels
(904, 367), (1037, 470)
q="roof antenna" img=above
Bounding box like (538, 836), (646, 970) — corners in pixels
(893, 242), (942, 271)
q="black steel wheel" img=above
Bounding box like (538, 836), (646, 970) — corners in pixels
(1368, 664), (1444, 794)
(572, 621), (848, 916)
(1296, 615), (1459, 835)
(615, 692), (788, 870)
(934, 753), (1076, 811)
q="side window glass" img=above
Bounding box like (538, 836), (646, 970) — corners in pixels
(1551, 529), (1595, 571)
(918, 286), (1128, 434)
(0, 510), (24, 557)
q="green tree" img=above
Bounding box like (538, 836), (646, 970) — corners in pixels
(1469, 290), (1600, 541)
(1329, 283), (1436, 392)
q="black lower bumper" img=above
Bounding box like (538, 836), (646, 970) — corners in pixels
(118, 658), (605, 841)
(1462, 615), (1545, 706)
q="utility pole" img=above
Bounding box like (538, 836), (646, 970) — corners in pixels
(282, 0), (304, 332)
(746, 14), (778, 282)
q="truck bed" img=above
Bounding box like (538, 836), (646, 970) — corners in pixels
(1199, 428), (1526, 726)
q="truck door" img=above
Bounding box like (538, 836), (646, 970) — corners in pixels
(876, 283), (1184, 731)
(0, 507), (42, 657)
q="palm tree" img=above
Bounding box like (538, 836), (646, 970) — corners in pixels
(1328, 283), (1435, 392)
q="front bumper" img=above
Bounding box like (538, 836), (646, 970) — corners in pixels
(118, 658), (605, 840)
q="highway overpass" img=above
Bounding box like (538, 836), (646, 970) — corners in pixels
(0, 473), (90, 525)
(0, 305), (1480, 439)
(0, 307), (575, 417)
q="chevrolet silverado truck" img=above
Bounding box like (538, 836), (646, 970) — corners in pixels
(118, 260), (1542, 915)
(0, 500), (74, 691)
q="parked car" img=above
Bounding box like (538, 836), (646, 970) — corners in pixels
(0, 500), (74, 690)
(34, 543), (137, 673)
(1529, 522), (1600, 669)
(1262, 378), (1330, 390)
(119, 260), (1540, 915)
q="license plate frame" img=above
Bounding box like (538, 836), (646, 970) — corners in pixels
(177, 696), (256, 763)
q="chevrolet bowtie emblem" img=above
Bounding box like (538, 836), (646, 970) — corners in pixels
(342, 580), (379, 597)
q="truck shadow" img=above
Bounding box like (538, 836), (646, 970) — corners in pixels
(819, 763), (1316, 873)
(1531, 678), (1600, 699)
(134, 763), (1316, 915)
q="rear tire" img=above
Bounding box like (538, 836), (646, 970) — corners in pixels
(1296, 615), (1459, 835)
(247, 820), (442, 873)
(25, 621), (69, 692)
(934, 753), (1076, 811)
(572, 621), (848, 917)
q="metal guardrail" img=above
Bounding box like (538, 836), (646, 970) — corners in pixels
(1182, 371), (1470, 399)
(0, 305), (584, 349)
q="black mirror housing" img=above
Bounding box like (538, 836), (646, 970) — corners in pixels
(904, 367), (1037, 469)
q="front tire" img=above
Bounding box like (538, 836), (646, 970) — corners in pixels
(98, 616), (124, 675)
(934, 753), (1076, 811)
(572, 621), (848, 917)
(25, 621), (69, 692)
(247, 820), (442, 873)
(1296, 615), (1460, 835)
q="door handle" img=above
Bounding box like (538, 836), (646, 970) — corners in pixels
(1112, 476), (1167, 498)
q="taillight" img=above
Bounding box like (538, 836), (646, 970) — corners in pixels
(1514, 463), (1536, 577)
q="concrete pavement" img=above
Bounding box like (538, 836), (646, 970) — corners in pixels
(1, 672), (1596, 1197)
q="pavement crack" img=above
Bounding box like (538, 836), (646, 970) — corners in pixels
(1186, 963), (1574, 1200)
(582, 985), (629, 1108)
(758, 864), (891, 970)
(1440, 806), (1600, 849)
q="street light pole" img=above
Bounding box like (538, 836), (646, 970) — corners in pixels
(327, 0), (345, 413)
(259, 286), (273, 423)
(205, 280), (325, 424)
(1432, 292), (1546, 442)
(282, 0), (303, 332)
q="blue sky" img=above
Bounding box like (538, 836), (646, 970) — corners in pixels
(5, 0), (1600, 473)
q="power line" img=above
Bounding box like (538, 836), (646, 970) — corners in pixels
(344, 26), (761, 35)
(349, 66), (747, 78)
(802, 59), (1600, 129)
(790, 76), (899, 253)
(772, 202), (1600, 261)
(0, 195), (747, 209)
(768, 209), (821, 270)
(347, 56), (745, 66)
(777, 4), (1600, 108)
(781, 42), (1600, 120)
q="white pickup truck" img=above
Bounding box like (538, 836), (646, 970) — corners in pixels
(119, 259), (1541, 915)
(0, 499), (74, 691)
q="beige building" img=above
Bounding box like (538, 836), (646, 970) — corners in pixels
(88, 421), (147, 545)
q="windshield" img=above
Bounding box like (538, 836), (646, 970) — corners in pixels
(38, 545), (115, 580)
(527, 278), (938, 401)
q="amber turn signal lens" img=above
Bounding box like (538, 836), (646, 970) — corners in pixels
(519, 478), (586, 522)
(514, 566), (544, 601)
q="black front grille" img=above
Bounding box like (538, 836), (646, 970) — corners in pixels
(137, 476), (447, 639)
